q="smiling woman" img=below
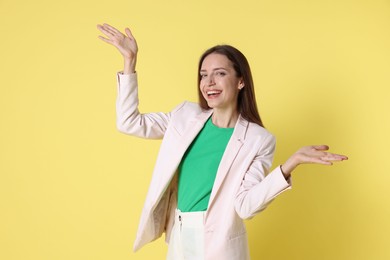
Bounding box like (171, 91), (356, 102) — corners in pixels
(97, 23), (348, 260)
(199, 53), (243, 128)
(198, 45), (263, 129)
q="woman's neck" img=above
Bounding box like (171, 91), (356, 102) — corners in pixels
(211, 108), (239, 128)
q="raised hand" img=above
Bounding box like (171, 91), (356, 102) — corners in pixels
(281, 145), (348, 177)
(97, 23), (138, 73)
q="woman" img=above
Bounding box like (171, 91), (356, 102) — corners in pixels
(97, 23), (348, 260)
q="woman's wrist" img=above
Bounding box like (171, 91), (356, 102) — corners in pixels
(280, 165), (291, 179)
(281, 155), (299, 178)
(123, 57), (136, 74)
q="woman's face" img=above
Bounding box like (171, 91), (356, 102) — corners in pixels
(199, 53), (243, 111)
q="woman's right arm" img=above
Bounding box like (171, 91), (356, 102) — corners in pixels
(97, 23), (170, 139)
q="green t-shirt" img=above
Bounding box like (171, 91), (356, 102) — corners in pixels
(177, 117), (234, 212)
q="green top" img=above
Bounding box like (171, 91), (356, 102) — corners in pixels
(177, 117), (234, 212)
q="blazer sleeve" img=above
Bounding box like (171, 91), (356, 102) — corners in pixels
(234, 134), (292, 219)
(116, 72), (184, 139)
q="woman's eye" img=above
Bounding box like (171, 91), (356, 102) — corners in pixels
(200, 74), (207, 78)
(216, 71), (226, 76)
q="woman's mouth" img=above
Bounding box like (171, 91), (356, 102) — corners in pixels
(206, 90), (222, 98)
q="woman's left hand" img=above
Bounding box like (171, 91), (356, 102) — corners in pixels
(281, 145), (348, 178)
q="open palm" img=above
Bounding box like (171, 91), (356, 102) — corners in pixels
(97, 23), (138, 61)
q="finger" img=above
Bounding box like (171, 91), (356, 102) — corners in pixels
(97, 25), (115, 37)
(125, 28), (135, 39)
(307, 157), (333, 165)
(103, 23), (118, 31)
(103, 23), (121, 35)
(312, 145), (329, 151)
(97, 24), (106, 33)
(98, 35), (112, 44)
(321, 153), (348, 161)
(98, 24), (115, 36)
(304, 148), (328, 158)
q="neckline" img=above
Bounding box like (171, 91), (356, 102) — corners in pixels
(207, 117), (235, 130)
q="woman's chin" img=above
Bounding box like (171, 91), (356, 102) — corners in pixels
(206, 102), (217, 109)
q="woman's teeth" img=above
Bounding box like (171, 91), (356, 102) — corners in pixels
(207, 90), (221, 96)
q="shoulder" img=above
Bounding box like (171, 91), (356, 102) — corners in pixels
(246, 121), (274, 139)
(163, 101), (210, 137)
(243, 121), (276, 151)
(245, 123), (277, 157)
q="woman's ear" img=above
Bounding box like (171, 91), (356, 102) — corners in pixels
(238, 79), (245, 90)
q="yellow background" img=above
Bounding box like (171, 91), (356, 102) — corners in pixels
(1, 0), (389, 259)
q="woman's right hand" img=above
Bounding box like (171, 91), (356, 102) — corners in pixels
(97, 23), (138, 74)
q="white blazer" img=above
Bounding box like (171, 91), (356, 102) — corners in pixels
(116, 73), (292, 260)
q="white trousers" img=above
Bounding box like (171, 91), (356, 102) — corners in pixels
(166, 209), (206, 260)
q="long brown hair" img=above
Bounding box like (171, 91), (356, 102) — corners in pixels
(197, 45), (264, 127)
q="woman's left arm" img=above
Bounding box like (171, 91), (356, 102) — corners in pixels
(235, 135), (288, 219)
(235, 138), (348, 220)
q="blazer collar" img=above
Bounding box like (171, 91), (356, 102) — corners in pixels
(180, 108), (213, 146)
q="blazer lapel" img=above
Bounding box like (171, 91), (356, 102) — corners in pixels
(207, 115), (248, 210)
(176, 109), (213, 154)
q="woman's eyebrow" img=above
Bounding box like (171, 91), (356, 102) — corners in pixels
(200, 67), (228, 72)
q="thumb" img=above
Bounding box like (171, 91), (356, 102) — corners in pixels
(125, 28), (135, 39)
(312, 145), (329, 151)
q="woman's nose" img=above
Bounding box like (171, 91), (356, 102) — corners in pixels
(207, 75), (215, 86)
